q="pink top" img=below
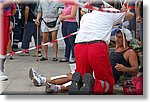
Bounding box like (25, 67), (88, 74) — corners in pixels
(62, 5), (76, 22)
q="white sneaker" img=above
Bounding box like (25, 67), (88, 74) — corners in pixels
(29, 68), (38, 80)
(33, 75), (46, 86)
(69, 58), (76, 64)
(29, 68), (46, 86)
(0, 72), (8, 81)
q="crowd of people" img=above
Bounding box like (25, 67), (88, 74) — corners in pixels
(0, 0), (143, 95)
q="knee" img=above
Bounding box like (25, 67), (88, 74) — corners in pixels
(66, 73), (73, 81)
(42, 38), (48, 43)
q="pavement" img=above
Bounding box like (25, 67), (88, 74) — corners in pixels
(1, 48), (72, 95)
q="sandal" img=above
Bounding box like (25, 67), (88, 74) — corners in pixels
(52, 57), (58, 62)
(40, 57), (48, 61)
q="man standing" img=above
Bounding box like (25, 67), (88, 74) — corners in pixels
(20, 1), (42, 56)
(0, 0), (16, 81)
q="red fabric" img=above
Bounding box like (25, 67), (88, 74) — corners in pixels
(0, 15), (10, 55)
(123, 75), (143, 95)
(3, 3), (16, 16)
(132, 76), (143, 95)
(74, 42), (115, 94)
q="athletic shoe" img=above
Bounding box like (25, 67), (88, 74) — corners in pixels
(68, 58), (76, 64)
(78, 73), (95, 95)
(59, 57), (69, 62)
(45, 83), (60, 94)
(29, 68), (38, 80)
(29, 68), (45, 86)
(32, 75), (42, 86)
(0, 71), (8, 81)
(68, 72), (83, 95)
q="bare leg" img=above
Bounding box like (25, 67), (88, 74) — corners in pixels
(42, 32), (49, 59)
(46, 73), (72, 85)
(51, 30), (58, 58)
(7, 40), (13, 53)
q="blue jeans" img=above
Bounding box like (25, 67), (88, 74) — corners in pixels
(22, 22), (41, 49)
(13, 19), (21, 49)
(62, 21), (78, 60)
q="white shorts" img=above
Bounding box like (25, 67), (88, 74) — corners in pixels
(41, 18), (60, 32)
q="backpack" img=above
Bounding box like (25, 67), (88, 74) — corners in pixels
(123, 74), (143, 95)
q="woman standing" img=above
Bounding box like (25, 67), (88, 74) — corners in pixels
(59, 4), (78, 63)
(36, 0), (63, 61)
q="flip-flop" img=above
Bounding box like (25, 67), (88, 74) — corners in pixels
(40, 57), (48, 61)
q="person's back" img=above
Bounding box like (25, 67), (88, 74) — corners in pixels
(76, 8), (125, 44)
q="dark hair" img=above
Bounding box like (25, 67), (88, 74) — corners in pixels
(90, 0), (103, 8)
(116, 29), (127, 39)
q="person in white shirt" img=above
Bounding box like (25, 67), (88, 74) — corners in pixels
(69, 2), (134, 94)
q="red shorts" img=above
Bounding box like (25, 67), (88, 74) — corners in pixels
(0, 16), (10, 56)
(74, 42), (115, 94)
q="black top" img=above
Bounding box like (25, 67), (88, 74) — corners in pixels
(109, 48), (131, 83)
(24, 2), (36, 23)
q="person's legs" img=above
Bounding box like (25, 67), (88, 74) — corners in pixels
(46, 72), (72, 85)
(7, 39), (14, 60)
(67, 22), (78, 62)
(21, 23), (34, 55)
(29, 68), (73, 86)
(74, 44), (93, 76)
(51, 30), (58, 60)
(0, 16), (10, 81)
(92, 79), (113, 94)
(7, 39), (13, 53)
(60, 22), (71, 61)
(12, 25), (21, 51)
(88, 42), (115, 94)
(68, 44), (93, 94)
(41, 32), (49, 60)
(45, 81), (72, 93)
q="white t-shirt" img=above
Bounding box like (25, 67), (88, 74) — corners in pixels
(75, 8), (126, 44)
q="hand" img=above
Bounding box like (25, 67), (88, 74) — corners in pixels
(24, 21), (27, 25)
(121, 5), (128, 12)
(115, 63), (127, 72)
(35, 19), (40, 25)
(136, 16), (142, 23)
(59, 15), (65, 22)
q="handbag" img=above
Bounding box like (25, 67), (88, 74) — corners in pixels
(42, 18), (58, 28)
